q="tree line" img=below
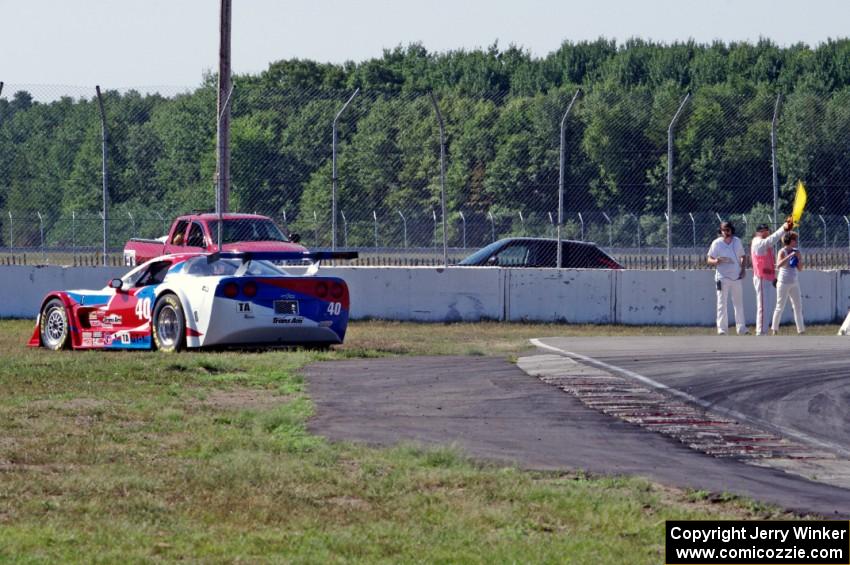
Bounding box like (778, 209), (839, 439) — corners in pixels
(1, 38), (850, 246)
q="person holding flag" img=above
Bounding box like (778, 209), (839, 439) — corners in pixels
(750, 216), (793, 335)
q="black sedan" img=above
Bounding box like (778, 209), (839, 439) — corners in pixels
(457, 237), (622, 269)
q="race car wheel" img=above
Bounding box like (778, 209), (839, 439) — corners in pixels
(40, 299), (70, 350)
(152, 294), (186, 352)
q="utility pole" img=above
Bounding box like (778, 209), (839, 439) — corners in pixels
(215, 0), (232, 215)
(95, 85), (110, 265)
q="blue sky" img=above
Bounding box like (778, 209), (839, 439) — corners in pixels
(2, 0), (850, 88)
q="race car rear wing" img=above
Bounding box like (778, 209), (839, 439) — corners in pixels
(207, 250), (359, 264)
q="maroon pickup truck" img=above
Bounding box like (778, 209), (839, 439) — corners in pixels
(123, 213), (306, 266)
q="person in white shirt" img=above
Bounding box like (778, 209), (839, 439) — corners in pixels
(750, 217), (793, 335)
(770, 231), (805, 335)
(707, 221), (748, 335)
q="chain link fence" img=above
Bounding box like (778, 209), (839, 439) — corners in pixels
(2, 82), (849, 267)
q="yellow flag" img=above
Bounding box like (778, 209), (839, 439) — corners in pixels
(792, 180), (807, 226)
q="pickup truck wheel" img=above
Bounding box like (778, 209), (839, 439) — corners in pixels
(40, 299), (70, 350)
(152, 295), (186, 352)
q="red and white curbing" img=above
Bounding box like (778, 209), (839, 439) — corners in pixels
(518, 350), (850, 489)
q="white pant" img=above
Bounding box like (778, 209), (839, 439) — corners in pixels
(716, 277), (747, 334)
(752, 276), (772, 335)
(839, 310), (850, 335)
(771, 280), (805, 333)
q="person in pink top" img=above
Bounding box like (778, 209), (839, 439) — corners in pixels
(750, 217), (793, 335)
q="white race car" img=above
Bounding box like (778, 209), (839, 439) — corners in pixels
(29, 251), (357, 351)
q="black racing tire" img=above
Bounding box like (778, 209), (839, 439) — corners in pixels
(40, 299), (70, 350)
(151, 294), (186, 353)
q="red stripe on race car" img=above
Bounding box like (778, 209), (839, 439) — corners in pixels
(186, 327), (203, 337)
(258, 278), (349, 311)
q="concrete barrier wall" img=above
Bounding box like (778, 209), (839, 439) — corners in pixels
(504, 269), (615, 323)
(0, 265), (126, 318)
(3, 264), (849, 326)
(328, 267), (504, 322)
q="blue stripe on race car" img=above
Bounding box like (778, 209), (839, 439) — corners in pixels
(135, 285), (158, 303)
(66, 292), (111, 307)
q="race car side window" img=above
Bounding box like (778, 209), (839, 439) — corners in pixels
(133, 260), (173, 287)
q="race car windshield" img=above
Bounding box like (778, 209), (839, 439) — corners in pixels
(208, 219), (289, 243)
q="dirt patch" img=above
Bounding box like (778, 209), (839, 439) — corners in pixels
(29, 397), (107, 411)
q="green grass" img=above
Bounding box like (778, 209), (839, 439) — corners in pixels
(0, 320), (807, 563)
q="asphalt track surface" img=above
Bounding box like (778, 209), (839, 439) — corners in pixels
(534, 336), (850, 458)
(306, 353), (850, 517)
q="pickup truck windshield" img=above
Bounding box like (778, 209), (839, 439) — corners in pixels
(207, 219), (289, 244)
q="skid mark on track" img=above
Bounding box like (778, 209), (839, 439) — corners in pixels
(518, 349), (850, 489)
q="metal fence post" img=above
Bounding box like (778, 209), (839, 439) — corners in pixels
(332, 88), (359, 250)
(397, 210), (407, 249)
(741, 214), (748, 237)
(95, 86), (110, 265)
(557, 89), (581, 269)
(488, 211), (495, 243)
(602, 212), (612, 249)
(771, 93), (782, 228)
(431, 209), (438, 256)
(629, 213), (641, 255)
(578, 212), (584, 241)
(818, 214), (827, 248)
(372, 210), (378, 249)
(72, 210), (76, 256)
(844, 216), (850, 252)
(37, 211), (45, 263)
(689, 212), (696, 249)
(128, 211), (135, 239)
(518, 211), (524, 235)
(667, 92), (690, 269)
(340, 211), (348, 247)
(429, 92), (448, 267)
(7, 211), (12, 253)
(459, 211), (466, 249)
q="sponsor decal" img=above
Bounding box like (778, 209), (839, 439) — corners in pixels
(93, 331), (102, 338)
(103, 314), (122, 325)
(82, 332), (92, 339)
(237, 302), (252, 313)
(88, 312), (101, 327)
(273, 316), (304, 325)
(104, 334), (114, 346)
(318, 321), (333, 328)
